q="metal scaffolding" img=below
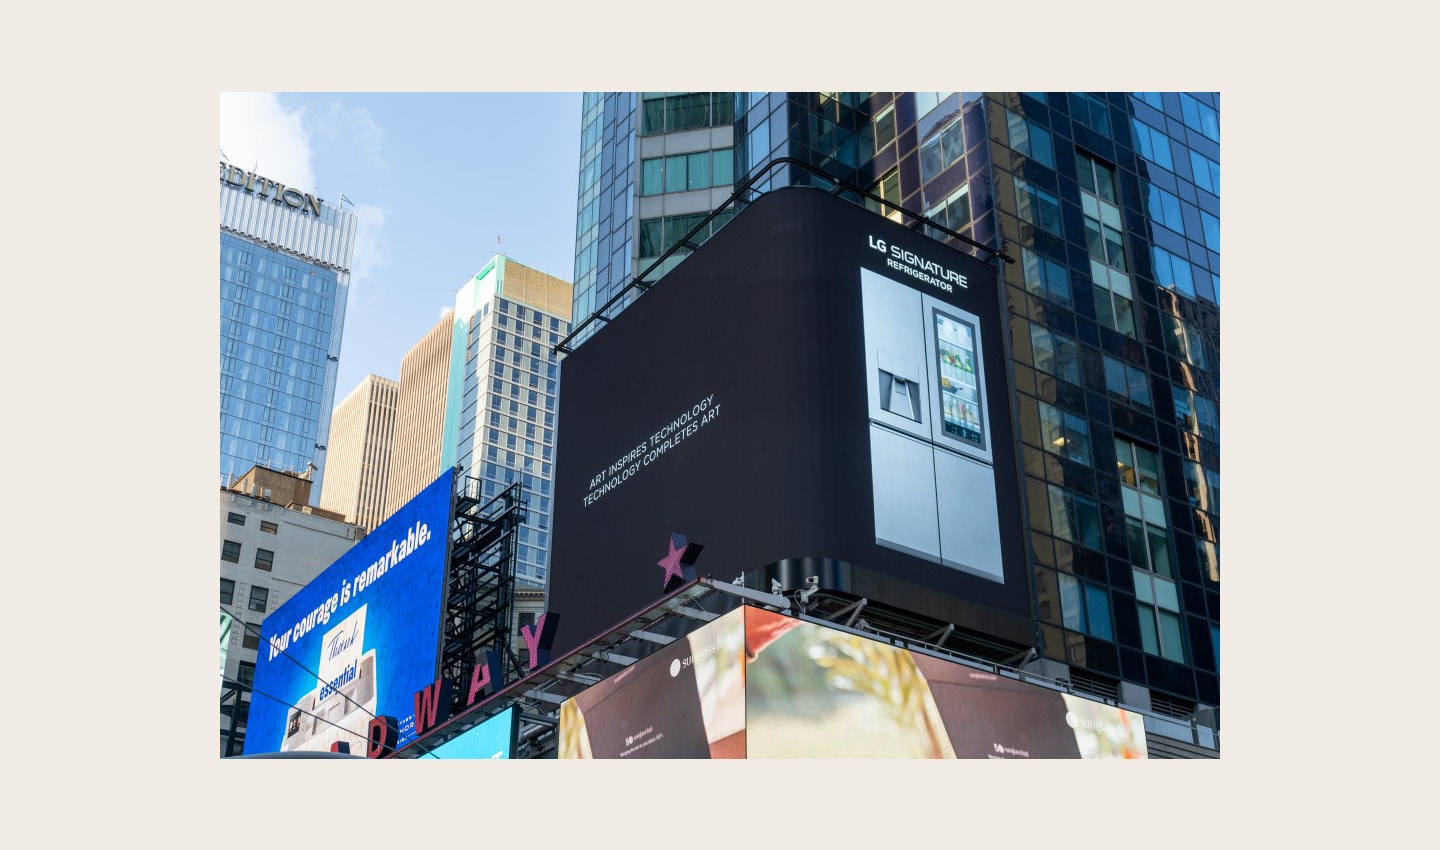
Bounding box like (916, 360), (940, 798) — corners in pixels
(439, 476), (527, 716)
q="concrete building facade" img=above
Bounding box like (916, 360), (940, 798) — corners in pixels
(319, 375), (399, 532)
(385, 311), (456, 519)
(219, 465), (365, 755)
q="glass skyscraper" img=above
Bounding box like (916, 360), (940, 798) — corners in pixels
(442, 255), (572, 587)
(569, 92), (1220, 718)
(219, 162), (357, 503)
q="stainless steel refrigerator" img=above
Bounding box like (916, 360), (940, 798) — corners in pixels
(861, 267), (1004, 582)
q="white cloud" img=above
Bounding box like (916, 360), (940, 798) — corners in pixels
(350, 204), (389, 298)
(311, 102), (385, 171)
(219, 93), (315, 192)
(220, 94), (390, 300)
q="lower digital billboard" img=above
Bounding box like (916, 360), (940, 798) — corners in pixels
(559, 607), (1145, 759)
(548, 187), (1031, 661)
(559, 606), (747, 759)
(243, 469), (454, 755)
(421, 707), (519, 759)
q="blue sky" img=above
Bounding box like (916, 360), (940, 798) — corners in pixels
(219, 92), (584, 398)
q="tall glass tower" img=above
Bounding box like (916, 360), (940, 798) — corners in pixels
(442, 255), (572, 587)
(569, 92), (1220, 719)
(219, 162), (357, 503)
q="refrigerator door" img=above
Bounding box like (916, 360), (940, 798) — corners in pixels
(870, 425), (941, 563)
(923, 298), (992, 464)
(934, 448), (1004, 582)
(862, 269), (931, 441)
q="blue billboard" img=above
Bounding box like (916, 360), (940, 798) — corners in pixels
(421, 707), (519, 759)
(244, 469), (454, 755)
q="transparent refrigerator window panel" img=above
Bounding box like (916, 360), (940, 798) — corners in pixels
(934, 311), (984, 447)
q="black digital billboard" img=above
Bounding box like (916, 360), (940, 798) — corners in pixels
(549, 188), (1030, 657)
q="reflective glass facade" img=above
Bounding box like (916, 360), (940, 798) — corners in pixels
(571, 92), (1220, 714)
(220, 234), (343, 493)
(220, 166), (355, 502)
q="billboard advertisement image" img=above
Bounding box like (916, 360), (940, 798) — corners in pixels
(549, 188), (1029, 659)
(244, 469), (454, 755)
(421, 707), (519, 759)
(745, 608), (1145, 758)
(559, 607), (1146, 759)
(558, 606), (747, 758)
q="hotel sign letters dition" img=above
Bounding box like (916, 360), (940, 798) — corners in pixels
(219, 163), (323, 216)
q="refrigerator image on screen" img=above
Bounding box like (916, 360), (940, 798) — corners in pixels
(861, 267), (1003, 582)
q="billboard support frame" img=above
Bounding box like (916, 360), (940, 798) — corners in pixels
(438, 474), (528, 715)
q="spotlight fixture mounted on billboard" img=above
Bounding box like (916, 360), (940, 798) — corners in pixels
(548, 188), (1030, 659)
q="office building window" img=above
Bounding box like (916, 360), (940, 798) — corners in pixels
(1077, 153), (1135, 338)
(1179, 93), (1220, 141)
(221, 578), (235, 606)
(254, 548), (274, 572)
(227, 512), (246, 526)
(1146, 183), (1186, 236)
(248, 586), (269, 613)
(1047, 484), (1102, 551)
(1117, 436), (1171, 580)
(1021, 247), (1072, 308)
(1015, 179), (1062, 236)
(1069, 92), (1111, 137)
(1162, 313), (1210, 370)
(242, 626), (259, 650)
(222, 540), (242, 563)
(1173, 384), (1219, 442)
(924, 185), (971, 236)
(1184, 460), (1219, 515)
(1200, 211), (1220, 252)
(1125, 500), (1172, 578)
(1030, 323), (1082, 385)
(1197, 539), (1220, 583)
(1040, 402), (1090, 465)
(919, 116), (966, 184)
(1131, 118), (1173, 170)
(260, 520), (278, 535)
(237, 661), (256, 689)
(640, 92), (735, 136)
(1114, 438), (1161, 496)
(638, 211), (735, 259)
(1104, 356), (1152, 411)
(866, 168), (903, 222)
(1005, 109), (1055, 168)
(1134, 569), (1186, 663)
(1060, 574), (1113, 641)
(1151, 246), (1197, 299)
(1190, 151), (1220, 196)
(1134, 92), (1164, 110)
(874, 104), (896, 150)
(640, 148), (733, 196)
(914, 92), (953, 117)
